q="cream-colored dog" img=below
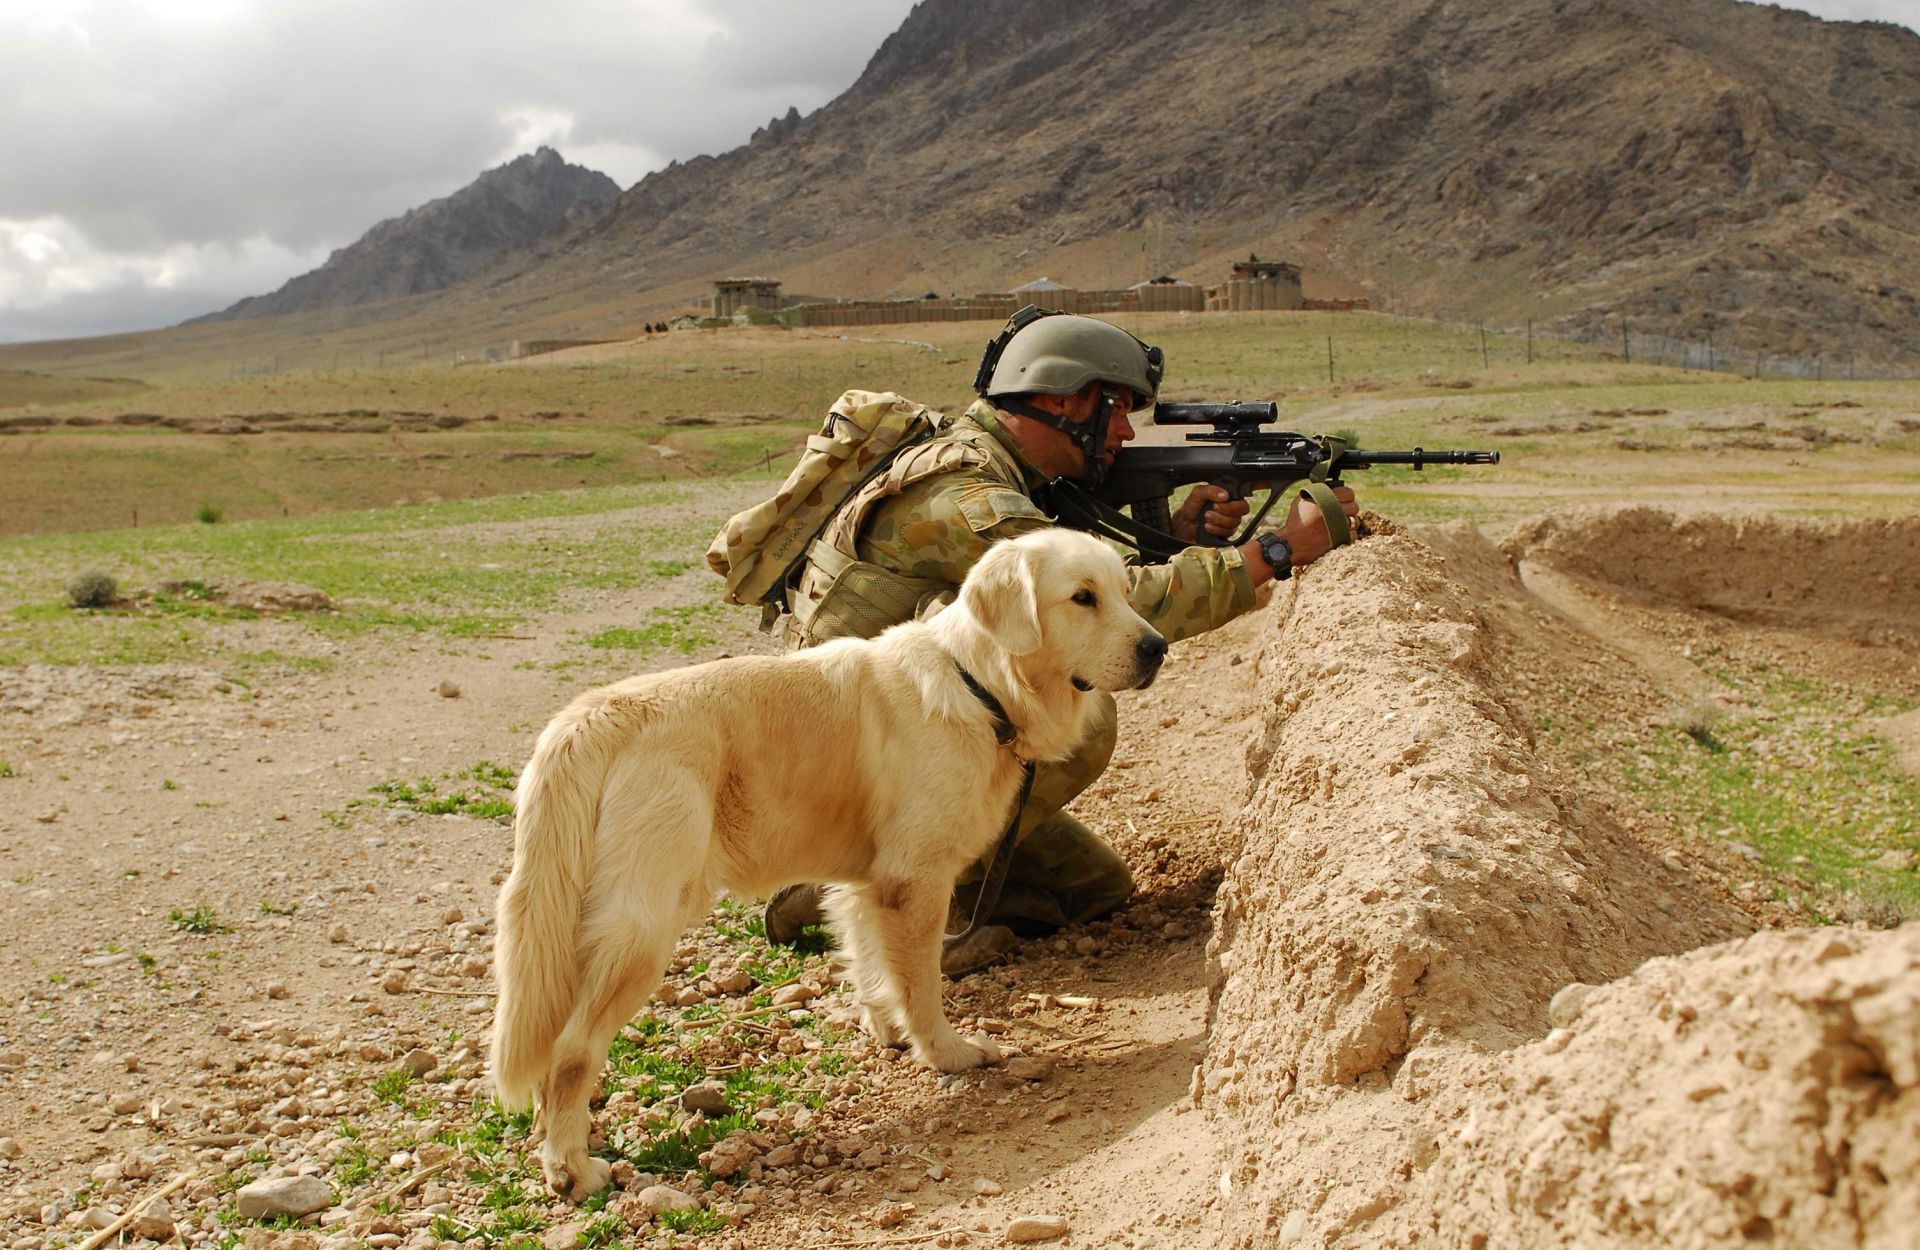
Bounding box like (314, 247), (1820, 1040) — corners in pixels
(491, 529), (1166, 1199)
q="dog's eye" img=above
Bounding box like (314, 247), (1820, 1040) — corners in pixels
(1071, 588), (1097, 607)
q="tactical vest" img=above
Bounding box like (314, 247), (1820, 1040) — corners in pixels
(784, 411), (1032, 648)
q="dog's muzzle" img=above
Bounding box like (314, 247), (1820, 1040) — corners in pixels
(1132, 632), (1168, 689)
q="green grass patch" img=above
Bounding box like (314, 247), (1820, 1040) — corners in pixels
(1624, 672), (1919, 924)
(585, 603), (725, 655)
(167, 905), (231, 935)
(371, 760), (516, 820)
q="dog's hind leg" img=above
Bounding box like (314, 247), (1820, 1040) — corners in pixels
(823, 885), (905, 1049)
(857, 876), (1000, 1073)
(534, 894), (685, 1201)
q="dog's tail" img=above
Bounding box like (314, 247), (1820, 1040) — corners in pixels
(490, 706), (612, 1111)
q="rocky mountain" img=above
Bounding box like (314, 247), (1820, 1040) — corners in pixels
(194, 147), (620, 323)
(503, 0), (1920, 365)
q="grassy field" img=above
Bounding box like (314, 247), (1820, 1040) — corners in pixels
(4, 311), (1917, 536)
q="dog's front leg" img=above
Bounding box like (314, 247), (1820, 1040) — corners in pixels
(867, 876), (1000, 1072)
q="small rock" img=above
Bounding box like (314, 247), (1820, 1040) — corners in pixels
(771, 982), (817, 1007)
(712, 968), (753, 995)
(870, 1201), (914, 1228)
(266, 982), (291, 1000)
(401, 1048), (438, 1077)
(673, 985), (704, 1007)
(236, 1174), (334, 1219)
(1005, 1056), (1054, 1082)
(680, 1082), (731, 1115)
(131, 1198), (175, 1240)
(542, 1221), (584, 1250)
(109, 1092), (145, 1116)
(1005, 1215), (1069, 1243)
(1547, 982), (1595, 1029)
(75, 1207), (115, 1231)
(381, 971), (408, 994)
(970, 1177), (1003, 1196)
(440, 906), (464, 926)
(637, 1185), (699, 1216)
(327, 923), (349, 944)
(435, 680), (461, 699)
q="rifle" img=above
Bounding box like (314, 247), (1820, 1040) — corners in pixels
(1042, 401), (1499, 563)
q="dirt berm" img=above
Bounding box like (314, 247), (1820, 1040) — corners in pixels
(1198, 510), (1919, 1248)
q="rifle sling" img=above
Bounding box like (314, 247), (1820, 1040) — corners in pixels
(1298, 479), (1352, 548)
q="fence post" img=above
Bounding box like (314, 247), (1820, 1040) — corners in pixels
(1621, 322), (1630, 364)
(1327, 335), (1335, 385)
(1707, 333), (1715, 373)
(1479, 324), (1488, 369)
(1526, 318), (1534, 364)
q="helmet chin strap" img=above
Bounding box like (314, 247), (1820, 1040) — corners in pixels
(996, 392), (1119, 489)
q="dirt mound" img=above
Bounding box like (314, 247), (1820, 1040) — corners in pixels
(1198, 519), (1918, 1248)
(1507, 508), (1920, 647)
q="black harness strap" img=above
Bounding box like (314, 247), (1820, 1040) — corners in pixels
(950, 664), (1037, 941)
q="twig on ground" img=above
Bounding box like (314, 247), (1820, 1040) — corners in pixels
(74, 1172), (196, 1250)
(404, 986), (493, 998)
(362, 1158), (452, 1208)
(1039, 1030), (1109, 1052)
(175, 1133), (251, 1147)
(1024, 992), (1099, 1009)
(809, 1229), (953, 1249)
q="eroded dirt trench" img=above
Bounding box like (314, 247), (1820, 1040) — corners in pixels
(1198, 509), (1920, 1248)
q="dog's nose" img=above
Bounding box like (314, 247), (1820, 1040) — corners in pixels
(1136, 634), (1167, 668)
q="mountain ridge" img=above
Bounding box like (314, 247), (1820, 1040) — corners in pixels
(191, 146), (619, 324)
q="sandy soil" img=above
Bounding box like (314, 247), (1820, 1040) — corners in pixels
(1, 504), (1916, 1249)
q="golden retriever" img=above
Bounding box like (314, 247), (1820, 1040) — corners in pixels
(490, 529), (1167, 1199)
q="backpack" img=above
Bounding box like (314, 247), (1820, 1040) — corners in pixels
(706, 390), (939, 615)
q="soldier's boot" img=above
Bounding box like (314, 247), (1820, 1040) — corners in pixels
(763, 883), (826, 947)
(938, 923), (1019, 977)
(953, 811), (1135, 934)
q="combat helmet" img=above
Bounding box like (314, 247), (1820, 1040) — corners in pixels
(973, 306), (1164, 486)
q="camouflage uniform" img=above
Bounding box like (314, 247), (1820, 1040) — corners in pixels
(784, 400), (1257, 928)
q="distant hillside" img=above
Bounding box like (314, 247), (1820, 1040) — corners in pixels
(489, 0), (1918, 366)
(193, 147), (619, 324)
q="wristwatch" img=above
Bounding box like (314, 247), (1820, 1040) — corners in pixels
(1256, 531), (1293, 580)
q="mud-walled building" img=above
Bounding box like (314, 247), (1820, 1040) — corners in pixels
(1209, 255), (1304, 311)
(712, 277), (784, 319)
(703, 256), (1350, 328)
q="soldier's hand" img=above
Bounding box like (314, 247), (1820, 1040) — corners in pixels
(1173, 485), (1252, 544)
(1277, 486), (1360, 567)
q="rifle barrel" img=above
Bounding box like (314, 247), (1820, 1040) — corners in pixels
(1341, 448), (1500, 468)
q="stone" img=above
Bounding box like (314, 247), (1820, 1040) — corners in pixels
(236, 1173), (335, 1219)
(637, 1185), (699, 1216)
(436, 680), (461, 699)
(109, 1092), (145, 1116)
(1005, 1215), (1069, 1242)
(1005, 1056), (1054, 1082)
(771, 982), (818, 1006)
(401, 1048), (438, 1077)
(680, 1082), (731, 1115)
(131, 1198), (175, 1240)
(1547, 982), (1596, 1028)
(970, 1177), (1003, 1196)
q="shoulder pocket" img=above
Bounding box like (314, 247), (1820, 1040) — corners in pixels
(954, 486), (1047, 534)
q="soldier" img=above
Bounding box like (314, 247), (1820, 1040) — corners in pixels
(765, 307), (1359, 972)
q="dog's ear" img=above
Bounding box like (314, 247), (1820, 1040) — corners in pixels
(965, 542), (1043, 656)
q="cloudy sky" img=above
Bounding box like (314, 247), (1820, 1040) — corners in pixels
(2, 0), (1914, 345)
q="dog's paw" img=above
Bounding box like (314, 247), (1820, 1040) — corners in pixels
(916, 1028), (1001, 1073)
(541, 1153), (613, 1202)
(860, 1003), (905, 1049)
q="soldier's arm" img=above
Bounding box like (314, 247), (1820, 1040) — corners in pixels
(865, 474), (1256, 644)
(1121, 547), (1257, 645)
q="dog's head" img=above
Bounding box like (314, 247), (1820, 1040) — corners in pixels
(960, 529), (1166, 692)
